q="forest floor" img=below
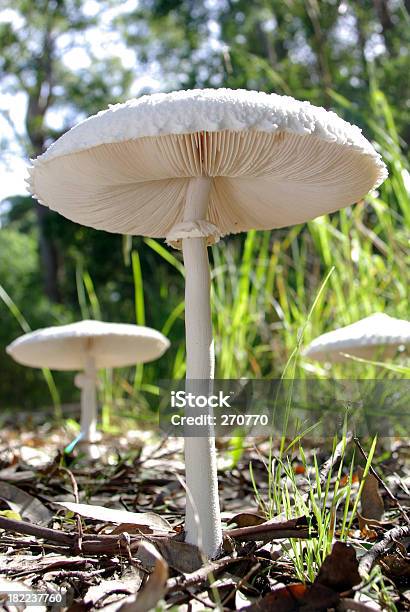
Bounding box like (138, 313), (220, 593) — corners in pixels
(0, 418), (409, 611)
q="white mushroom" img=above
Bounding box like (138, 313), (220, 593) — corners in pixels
(6, 320), (170, 458)
(27, 88), (387, 557)
(304, 313), (410, 363)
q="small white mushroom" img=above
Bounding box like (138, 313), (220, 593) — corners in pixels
(6, 320), (170, 457)
(304, 313), (410, 363)
(27, 88), (387, 557)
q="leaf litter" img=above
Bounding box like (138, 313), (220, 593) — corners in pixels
(0, 424), (408, 610)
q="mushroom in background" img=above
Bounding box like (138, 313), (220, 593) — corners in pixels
(303, 313), (410, 445)
(6, 320), (170, 458)
(28, 88), (386, 557)
(303, 313), (410, 363)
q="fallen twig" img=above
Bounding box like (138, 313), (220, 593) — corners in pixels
(0, 516), (74, 546)
(319, 432), (353, 489)
(224, 516), (314, 543)
(0, 536), (68, 553)
(166, 556), (249, 592)
(358, 524), (410, 577)
(0, 515), (166, 555)
(354, 437), (410, 525)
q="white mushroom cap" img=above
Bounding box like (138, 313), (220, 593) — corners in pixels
(304, 313), (410, 363)
(6, 320), (170, 370)
(28, 89), (387, 244)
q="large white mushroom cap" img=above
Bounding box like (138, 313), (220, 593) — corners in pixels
(6, 320), (170, 370)
(28, 88), (387, 242)
(304, 313), (410, 363)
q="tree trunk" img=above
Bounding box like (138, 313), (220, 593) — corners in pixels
(372, 0), (395, 56)
(28, 115), (61, 302)
(305, 0), (333, 108)
(26, 22), (61, 303)
(33, 200), (60, 303)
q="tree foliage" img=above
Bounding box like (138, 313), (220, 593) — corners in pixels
(122, 0), (410, 136)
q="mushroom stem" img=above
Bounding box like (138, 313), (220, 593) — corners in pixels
(80, 355), (97, 445)
(182, 177), (222, 558)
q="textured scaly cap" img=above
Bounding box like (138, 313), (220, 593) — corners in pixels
(28, 88), (387, 244)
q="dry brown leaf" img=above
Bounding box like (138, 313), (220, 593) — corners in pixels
(54, 501), (172, 533)
(117, 542), (169, 612)
(358, 469), (384, 522)
(315, 541), (361, 593)
(0, 481), (52, 525)
(84, 570), (145, 611)
(84, 580), (137, 610)
(357, 518), (379, 540)
(357, 512), (397, 531)
(245, 582), (339, 611)
(380, 554), (410, 580)
(136, 537), (203, 573)
(227, 512), (266, 527)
